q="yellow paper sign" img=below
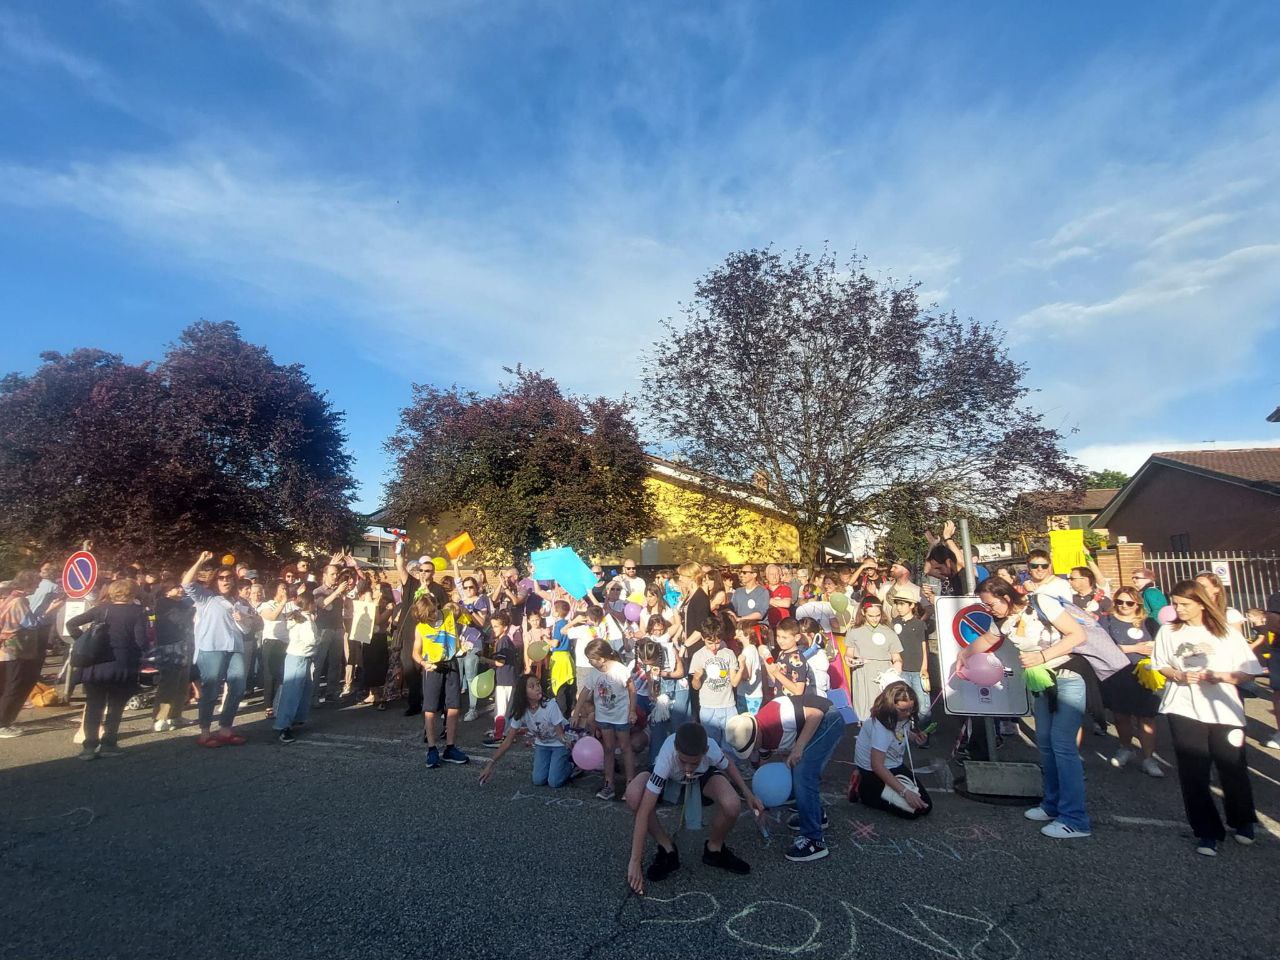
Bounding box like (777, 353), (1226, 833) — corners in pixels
(1048, 529), (1088, 575)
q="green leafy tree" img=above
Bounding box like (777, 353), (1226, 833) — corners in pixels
(384, 368), (657, 563)
(1086, 469), (1130, 489)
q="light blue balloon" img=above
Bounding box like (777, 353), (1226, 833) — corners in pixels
(752, 762), (793, 808)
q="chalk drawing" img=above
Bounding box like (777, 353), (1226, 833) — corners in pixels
(640, 892), (720, 925)
(945, 824), (1001, 842)
(842, 901), (1021, 960)
(631, 892), (1019, 960)
(724, 901), (825, 955)
(850, 820), (879, 840)
(846, 829), (1021, 865)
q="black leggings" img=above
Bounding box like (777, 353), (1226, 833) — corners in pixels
(1167, 713), (1256, 841)
(857, 765), (933, 819)
(83, 682), (135, 750)
(259, 638), (287, 709)
(555, 681), (577, 722)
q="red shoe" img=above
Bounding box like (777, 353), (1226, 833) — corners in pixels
(196, 734), (223, 748)
(216, 730), (247, 746)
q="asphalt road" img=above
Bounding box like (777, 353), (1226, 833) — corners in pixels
(2, 682), (1279, 960)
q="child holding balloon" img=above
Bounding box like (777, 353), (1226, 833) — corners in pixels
(482, 610), (523, 747)
(477, 674), (572, 787)
(548, 600), (576, 717)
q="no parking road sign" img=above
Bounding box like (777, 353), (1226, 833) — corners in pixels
(62, 550), (98, 599)
(935, 595), (1030, 717)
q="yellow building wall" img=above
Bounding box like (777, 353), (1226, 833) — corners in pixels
(401, 474), (800, 569)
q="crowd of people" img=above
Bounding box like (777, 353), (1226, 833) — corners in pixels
(1, 522), (1278, 877)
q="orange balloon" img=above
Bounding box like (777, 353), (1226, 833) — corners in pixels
(221, 554), (236, 566)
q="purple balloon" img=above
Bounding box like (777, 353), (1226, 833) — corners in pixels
(572, 735), (604, 771)
(623, 601), (642, 622)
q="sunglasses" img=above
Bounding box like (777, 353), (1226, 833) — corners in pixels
(1028, 562), (1050, 570)
(623, 567), (636, 572)
(1114, 600), (1138, 607)
(216, 575), (235, 582)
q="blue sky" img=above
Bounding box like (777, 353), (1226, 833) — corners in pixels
(3, 1), (1279, 511)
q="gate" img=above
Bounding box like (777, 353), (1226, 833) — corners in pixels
(1142, 550), (1280, 612)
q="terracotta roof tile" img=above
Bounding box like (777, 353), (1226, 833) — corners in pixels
(1154, 448), (1280, 486)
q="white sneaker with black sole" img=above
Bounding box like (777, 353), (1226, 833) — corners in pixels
(785, 837), (829, 862)
(1041, 821), (1091, 839)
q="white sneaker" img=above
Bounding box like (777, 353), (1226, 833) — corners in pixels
(1110, 747), (1135, 769)
(1024, 806), (1052, 822)
(1264, 737), (1280, 750)
(1140, 756), (1165, 778)
(1041, 821), (1091, 839)
(0, 726), (23, 738)
(153, 720), (166, 733)
(463, 709), (479, 723)
(73, 728), (86, 745)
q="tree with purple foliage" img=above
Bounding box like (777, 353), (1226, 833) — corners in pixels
(0, 321), (360, 567)
(383, 367), (656, 564)
(642, 247), (1083, 562)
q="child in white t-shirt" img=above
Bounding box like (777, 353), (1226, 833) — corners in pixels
(573, 637), (636, 801)
(852, 680), (931, 819)
(735, 624), (765, 715)
(274, 595), (317, 743)
(797, 616), (831, 699)
(478, 674), (572, 788)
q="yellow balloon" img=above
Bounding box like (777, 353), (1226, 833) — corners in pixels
(221, 554), (236, 567)
(527, 639), (549, 661)
(628, 592), (646, 605)
(432, 556), (447, 572)
(470, 669), (496, 700)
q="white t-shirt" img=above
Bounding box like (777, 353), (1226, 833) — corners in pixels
(510, 700), (566, 747)
(257, 600), (290, 641)
(805, 646), (831, 698)
(654, 637), (689, 690)
(795, 600), (837, 632)
(690, 645), (737, 708)
(592, 660), (633, 724)
(572, 618), (624, 669)
(285, 611), (319, 658)
(1151, 623), (1263, 727)
(1226, 607), (1247, 637)
(1029, 576), (1075, 604)
(646, 733), (729, 795)
(854, 717), (910, 770)
(738, 643), (764, 699)
(614, 574), (646, 597)
(639, 609), (670, 635)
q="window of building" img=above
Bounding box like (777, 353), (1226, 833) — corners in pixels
(1170, 533), (1190, 551)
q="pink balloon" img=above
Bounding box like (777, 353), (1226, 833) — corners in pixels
(1157, 605), (1177, 624)
(961, 652), (1005, 686)
(623, 602), (643, 623)
(572, 735), (604, 771)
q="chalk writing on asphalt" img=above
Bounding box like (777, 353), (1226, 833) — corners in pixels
(638, 892), (1022, 959)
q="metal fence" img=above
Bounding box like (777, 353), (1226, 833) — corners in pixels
(1142, 550), (1280, 612)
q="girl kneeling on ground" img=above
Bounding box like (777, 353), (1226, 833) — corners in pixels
(853, 681), (931, 818)
(478, 674), (572, 787)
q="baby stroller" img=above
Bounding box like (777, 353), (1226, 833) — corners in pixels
(124, 649), (161, 712)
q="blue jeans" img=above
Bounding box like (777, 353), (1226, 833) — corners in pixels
(460, 649), (481, 710)
(793, 709), (846, 843)
(196, 650), (246, 730)
(274, 654), (314, 731)
(902, 671), (931, 722)
(532, 743), (572, 787)
(1033, 671), (1089, 831)
(699, 705), (735, 747)
(648, 685), (692, 767)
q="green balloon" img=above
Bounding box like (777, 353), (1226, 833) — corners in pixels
(830, 593), (849, 614)
(470, 669), (496, 700)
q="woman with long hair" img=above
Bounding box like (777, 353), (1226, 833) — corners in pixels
(1098, 585), (1163, 776)
(703, 569), (728, 613)
(0, 570), (64, 738)
(842, 600), (902, 722)
(361, 579), (396, 710)
(964, 579), (1129, 840)
(1194, 571), (1248, 638)
(1152, 580), (1264, 855)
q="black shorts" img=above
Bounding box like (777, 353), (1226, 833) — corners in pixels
(422, 667), (461, 714)
(1101, 665), (1159, 719)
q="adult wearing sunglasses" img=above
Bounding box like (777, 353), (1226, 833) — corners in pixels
(182, 551), (261, 747)
(1024, 549), (1074, 604)
(456, 567), (491, 722)
(612, 561), (646, 599)
(1099, 586), (1163, 777)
